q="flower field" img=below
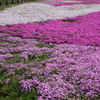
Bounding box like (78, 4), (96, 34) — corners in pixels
(0, 0), (100, 100)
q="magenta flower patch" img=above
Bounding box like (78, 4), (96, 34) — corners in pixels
(54, 0), (100, 6)
(54, 2), (82, 6)
(0, 11), (100, 46)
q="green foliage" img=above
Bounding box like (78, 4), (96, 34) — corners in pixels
(25, 53), (51, 63)
(50, 70), (58, 75)
(62, 19), (78, 23)
(0, 39), (12, 44)
(37, 53), (50, 62)
(0, 0), (6, 1)
(37, 43), (55, 48)
(0, 68), (8, 81)
(14, 69), (27, 76)
(36, 43), (46, 48)
(11, 51), (21, 55)
(28, 55), (36, 61)
(5, 55), (23, 64)
(49, 45), (55, 48)
(0, 68), (7, 75)
(0, 69), (37, 100)
(24, 55), (36, 63)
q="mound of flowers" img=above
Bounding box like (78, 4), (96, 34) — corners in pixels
(0, 33), (100, 100)
(0, 11), (100, 46)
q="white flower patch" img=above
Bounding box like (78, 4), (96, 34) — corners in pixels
(0, 3), (100, 25)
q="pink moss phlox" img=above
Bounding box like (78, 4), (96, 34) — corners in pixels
(0, 11), (100, 46)
(54, 0), (100, 6)
(0, 32), (100, 99)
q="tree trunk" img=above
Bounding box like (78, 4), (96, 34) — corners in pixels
(6, 0), (8, 5)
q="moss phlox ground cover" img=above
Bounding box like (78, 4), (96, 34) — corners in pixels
(0, 0), (100, 99)
(0, 11), (100, 46)
(54, 0), (100, 6)
(0, 32), (100, 99)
